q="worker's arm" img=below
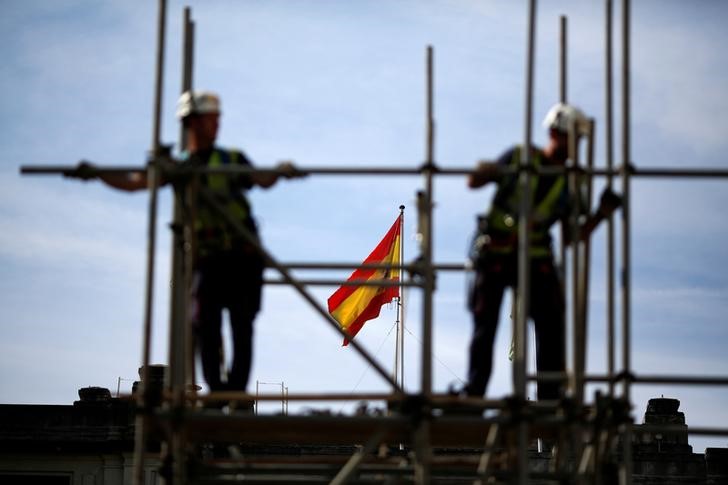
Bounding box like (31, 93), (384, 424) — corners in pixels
(563, 188), (622, 244)
(468, 160), (500, 188)
(98, 171), (149, 191)
(251, 161), (305, 189)
(65, 161), (163, 191)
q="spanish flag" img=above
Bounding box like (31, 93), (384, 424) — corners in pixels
(328, 215), (402, 346)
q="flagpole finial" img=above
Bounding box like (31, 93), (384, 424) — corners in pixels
(399, 205), (405, 211)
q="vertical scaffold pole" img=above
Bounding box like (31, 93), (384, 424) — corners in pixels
(559, 15), (568, 104)
(568, 120), (582, 407)
(423, 47), (434, 396)
(569, 114), (585, 407)
(516, 1), (537, 483)
(576, 120), (596, 403)
(168, 4), (193, 411)
(620, 0), (632, 407)
(517, 0), (535, 406)
(585, 120), (596, 335)
(566, 116), (583, 484)
(620, 0), (633, 483)
(414, 45), (435, 485)
(134, 1), (167, 484)
(179, 8), (194, 150)
(167, 7), (195, 485)
(558, 14), (569, 314)
(604, 0), (616, 398)
(181, 6), (195, 392)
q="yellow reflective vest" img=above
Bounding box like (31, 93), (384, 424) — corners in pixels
(483, 146), (567, 257)
(189, 148), (258, 256)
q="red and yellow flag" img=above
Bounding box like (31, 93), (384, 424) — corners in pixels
(328, 215), (402, 346)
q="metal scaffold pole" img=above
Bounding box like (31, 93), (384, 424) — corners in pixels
(605, 0), (617, 400)
(164, 7), (195, 485)
(515, 1), (537, 483)
(133, 1), (167, 484)
(413, 44), (436, 485)
(569, 117), (583, 406)
(558, 14), (569, 317)
(581, 117), (596, 396)
(560, 15), (568, 104)
(567, 32), (583, 407)
(169, 7), (194, 393)
(620, 0), (632, 410)
(423, 45), (435, 402)
(620, 0), (634, 483)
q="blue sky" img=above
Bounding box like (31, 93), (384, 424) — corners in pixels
(1, 0), (727, 453)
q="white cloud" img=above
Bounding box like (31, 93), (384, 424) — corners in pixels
(0, 172), (155, 276)
(631, 8), (728, 155)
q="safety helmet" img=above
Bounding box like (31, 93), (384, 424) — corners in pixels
(176, 90), (221, 119)
(542, 103), (589, 135)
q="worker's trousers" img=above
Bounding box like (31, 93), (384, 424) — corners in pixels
(191, 248), (263, 393)
(466, 252), (565, 400)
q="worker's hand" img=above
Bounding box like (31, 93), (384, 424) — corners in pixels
(276, 160), (306, 179)
(597, 188), (622, 217)
(64, 161), (97, 181)
(474, 160), (499, 177)
(468, 160), (499, 188)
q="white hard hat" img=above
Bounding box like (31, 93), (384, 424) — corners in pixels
(542, 103), (589, 135)
(176, 90), (221, 119)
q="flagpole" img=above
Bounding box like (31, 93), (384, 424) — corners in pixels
(392, 207), (406, 388)
(398, 205), (405, 388)
(393, 297), (400, 385)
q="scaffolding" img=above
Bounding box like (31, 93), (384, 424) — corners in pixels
(20, 1), (728, 484)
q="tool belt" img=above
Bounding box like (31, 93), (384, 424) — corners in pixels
(469, 215), (551, 263)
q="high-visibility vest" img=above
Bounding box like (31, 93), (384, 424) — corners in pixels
(484, 146), (566, 257)
(192, 148), (257, 255)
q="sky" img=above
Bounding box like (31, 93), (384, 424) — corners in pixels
(1, 0), (727, 453)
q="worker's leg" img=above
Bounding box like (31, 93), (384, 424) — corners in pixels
(192, 258), (226, 392)
(530, 258), (566, 400)
(465, 256), (509, 397)
(226, 251), (263, 393)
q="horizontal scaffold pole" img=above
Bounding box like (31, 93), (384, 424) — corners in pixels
(21, 162), (728, 179)
(528, 371), (728, 387)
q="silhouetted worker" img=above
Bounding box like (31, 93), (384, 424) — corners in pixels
(464, 103), (620, 400)
(69, 90), (302, 396)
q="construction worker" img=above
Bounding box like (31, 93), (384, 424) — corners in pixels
(69, 90), (303, 396)
(463, 103), (620, 401)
